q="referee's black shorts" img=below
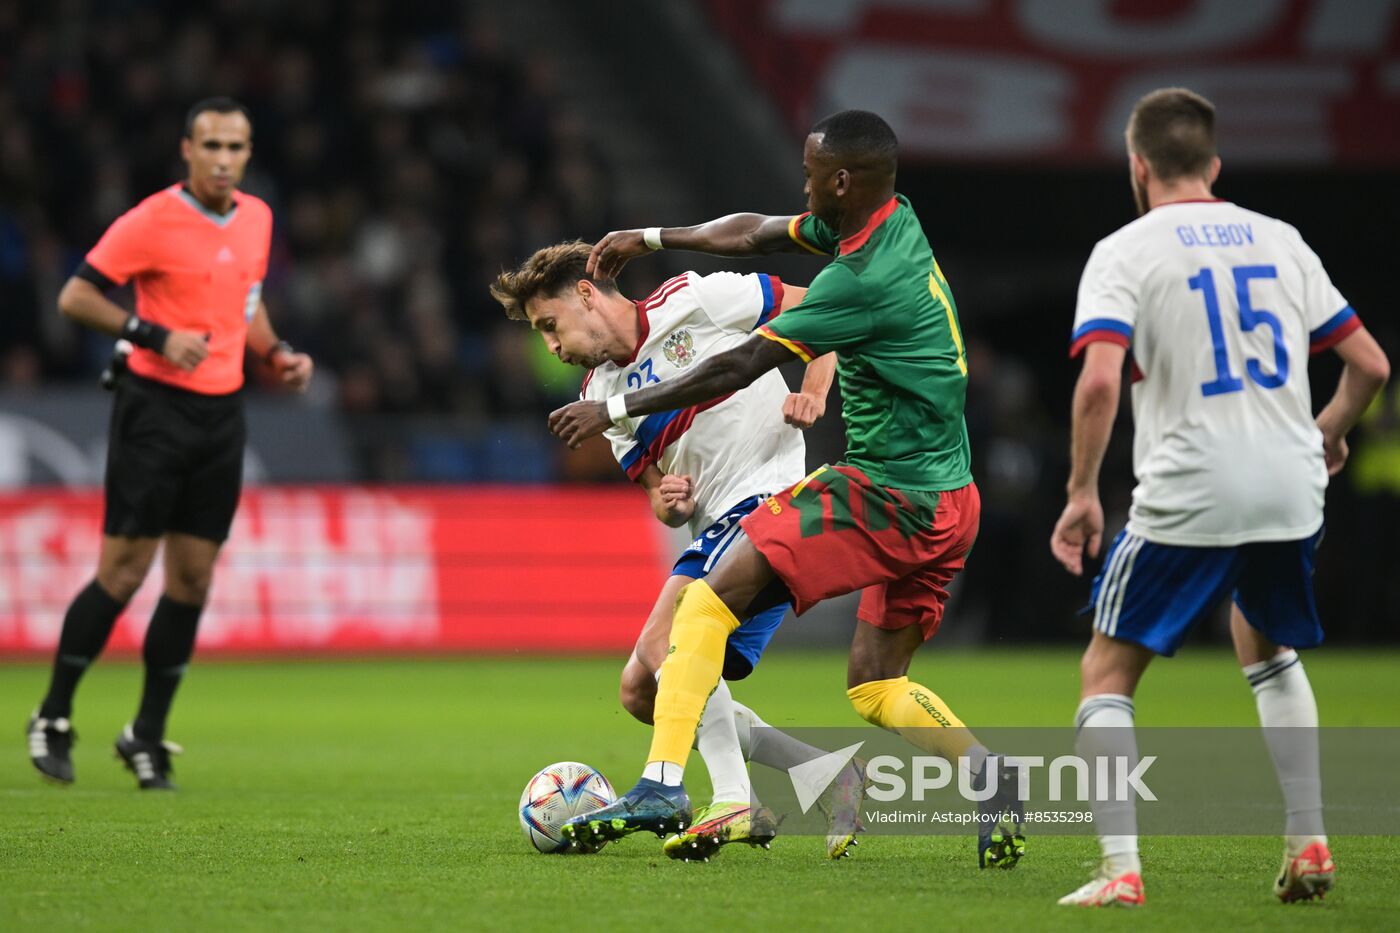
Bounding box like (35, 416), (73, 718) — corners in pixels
(104, 372), (246, 542)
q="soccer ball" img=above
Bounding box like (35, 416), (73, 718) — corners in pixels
(518, 761), (616, 853)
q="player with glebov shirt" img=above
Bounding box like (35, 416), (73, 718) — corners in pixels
(551, 110), (1024, 869)
(1050, 87), (1391, 907)
(491, 241), (865, 860)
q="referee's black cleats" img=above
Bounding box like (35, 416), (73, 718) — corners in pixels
(27, 712), (76, 785)
(115, 725), (181, 791)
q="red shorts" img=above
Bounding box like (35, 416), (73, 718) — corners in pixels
(740, 465), (980, 640)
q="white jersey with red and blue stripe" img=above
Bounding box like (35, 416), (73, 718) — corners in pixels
(582, 271), (807, 535)
(1071, 199), (1361, 546)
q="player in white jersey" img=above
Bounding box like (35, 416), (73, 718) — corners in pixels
(1051, 89), (1389, 908)
(491, 240), (864, 861)
(581, 266), (808, 536)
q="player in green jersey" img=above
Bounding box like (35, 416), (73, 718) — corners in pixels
(549, 110), (1023, 867)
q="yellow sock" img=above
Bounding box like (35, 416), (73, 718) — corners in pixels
(648, 581), (741, 768)
(847, 676), (982, 763)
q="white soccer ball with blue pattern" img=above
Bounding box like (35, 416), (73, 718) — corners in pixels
(518, 761), (616, 853)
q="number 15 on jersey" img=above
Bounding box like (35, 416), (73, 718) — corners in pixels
(1189, 264), (1289, 397)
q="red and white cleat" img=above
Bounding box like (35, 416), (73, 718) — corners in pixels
(1275, 841), (1335, 903)
(1057, 870), (1145, 908)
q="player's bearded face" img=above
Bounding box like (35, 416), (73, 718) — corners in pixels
(1128, 153), (1150, 216)
(528, 295), (609, 368)
(562, 325), (610, 368)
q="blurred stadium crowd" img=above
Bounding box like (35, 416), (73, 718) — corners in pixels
(0, 1), (602, 434)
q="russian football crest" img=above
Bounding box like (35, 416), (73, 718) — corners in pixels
(662, 329), (696, 367)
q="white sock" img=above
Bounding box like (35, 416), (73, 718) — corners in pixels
(692, 679), (750, 803)
(731, 701), (840, 773)
(1075, 693), (1142, 876)
(642, 760), (684, 785)
(966, 744), (990, 779)
(1243, 649), (1326, 852)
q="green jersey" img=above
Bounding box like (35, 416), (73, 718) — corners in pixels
(760, 194), (972, 492)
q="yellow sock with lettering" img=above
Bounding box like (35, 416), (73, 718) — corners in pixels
(647, 581), (741, 769)
(847, 676), (984, 768)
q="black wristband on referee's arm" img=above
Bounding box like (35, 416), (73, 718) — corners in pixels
(122, 314), (170, 354)
(265, 340), (294, 365)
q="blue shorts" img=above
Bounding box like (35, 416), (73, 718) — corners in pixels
(672, 495), (790, 680)
(1087, 528), (1324, 657)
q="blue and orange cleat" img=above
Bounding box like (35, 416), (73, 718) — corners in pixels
(560, 778), (691, 851)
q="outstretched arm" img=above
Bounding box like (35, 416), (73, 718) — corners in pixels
(1050, 342), (1125, 575)
(588, 215), (803, 279)
(549, 333), (797, 448)
(1316, 326), (1390, 475)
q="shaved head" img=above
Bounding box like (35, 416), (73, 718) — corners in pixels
(809, 110), (898, 179)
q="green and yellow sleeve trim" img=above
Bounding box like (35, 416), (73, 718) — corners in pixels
(758, 324), (815, 363)
(787, 213), (828, 256)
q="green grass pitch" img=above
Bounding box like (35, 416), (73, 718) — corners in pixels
(3, 649), (1397, 930)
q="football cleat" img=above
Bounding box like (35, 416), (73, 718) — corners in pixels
(1275, 841), (1335, 903)
(1058, 870), (1145, 907)
(816, 759), (867, 860)
(27, 712), (76, 785)
(114, 725), (182, 790)
(977, 755), (1026, 869)
(662, 801), (777, 861)
(560, 778), (691, 849)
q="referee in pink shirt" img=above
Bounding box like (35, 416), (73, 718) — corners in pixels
(26, 98), (313, 790)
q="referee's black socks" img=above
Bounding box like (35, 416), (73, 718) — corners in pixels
(133, 596), (203, 742)
(38, 580), (128, 720)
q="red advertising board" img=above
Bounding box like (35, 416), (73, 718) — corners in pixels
(0, 487), (672, 655)
(709, 0), (1400, 164)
